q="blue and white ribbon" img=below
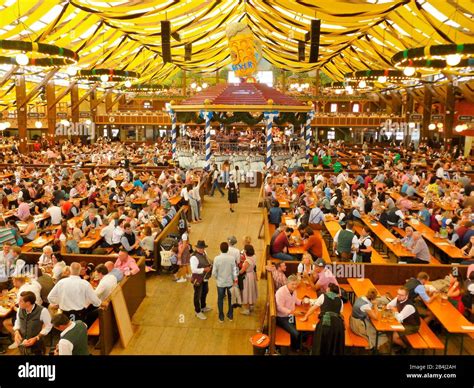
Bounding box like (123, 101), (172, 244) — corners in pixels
(263, 110), (279, 170)
(167, 108), (177, 160)
(305, 109), (315, 161)
(200, 110), (213, 171)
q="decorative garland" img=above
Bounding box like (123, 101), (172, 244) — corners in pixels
(77, 69), (140, 82)
(175, 111), (306, 126)
(392, 43), (474, 69)
(123, 84), (164, 92)
(0, 39), (78, 66)
(345, 69), (419, 82)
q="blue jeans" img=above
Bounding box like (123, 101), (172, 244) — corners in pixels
(210, 180), (224, 196)
(272, 252), (297, 261)
(276, 316), (300, 350)
(217, 286), (233, 320)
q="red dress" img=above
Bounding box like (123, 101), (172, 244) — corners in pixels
(448, 283), (465, 315)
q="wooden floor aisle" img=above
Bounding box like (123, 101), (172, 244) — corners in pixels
(111, 187), (266, 355)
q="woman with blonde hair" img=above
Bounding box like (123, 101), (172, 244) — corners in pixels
(297, 253), (315, 279)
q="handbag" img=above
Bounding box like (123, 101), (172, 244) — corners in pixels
(191, 273), (205, 286)
(160, 248), (174, 267)
(230, 284), (242, 307)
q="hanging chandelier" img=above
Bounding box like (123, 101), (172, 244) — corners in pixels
(76, 69), (140, 84)
(392, 44), (474, 71)
(123, 84), (169, 95)
(0, 40), (78, 67)
(345, 69), (420, 84)
(323, 81), (373, 95)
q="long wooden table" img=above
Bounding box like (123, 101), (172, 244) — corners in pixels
(282, 216), (331, 262)
(295, 283), (318, 332)
(361, 215), (415, 261)
(422, 289), (474, 355)
(78, 228), (103, 250)
(22, 235), (55, 251)
(406, 218), (465, 261)
(347, 278), (405, 353)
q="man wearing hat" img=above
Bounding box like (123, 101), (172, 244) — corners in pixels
(190, 240), (213, 320)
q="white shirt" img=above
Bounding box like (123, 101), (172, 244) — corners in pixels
(190, 252), (209, 280)
(192, 186), (201, 201)
(48, 275), (101, 311)
(180, 187), (189, 201)
(357, 296), (373, 313)
(95, 274), (117, 301)
(311, 294), (344, 312)
(336, 173), (347, 184)
(100, 220), (116, 245)
(387, 297), (416, 323)
(354, 197), (365, 213)
(112, 227), (124, 245)
(358, 235), (372, 249)
(227, 246), (241, 266)
(436, 167), (445, 179)
(334, 229), (359, 249)
(47, 205), (62, 225)
(57, 321), (77, 356)
(13, 304), (52, 336)
(38, 253), (53, 267)
(138, 209), (150, 224)
(17, 281), (43, 305)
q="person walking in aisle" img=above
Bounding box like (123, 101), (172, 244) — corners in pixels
(209, 164), (224, 197)
(226, 174), (238, 212)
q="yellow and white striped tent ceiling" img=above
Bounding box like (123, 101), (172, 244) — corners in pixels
(0, 0), (472, 90)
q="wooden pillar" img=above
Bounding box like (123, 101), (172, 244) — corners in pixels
(315, 69), (320, 98)
(182, 71), (187, 97)
(215, 69), (219, 85)
(405, 90), (414, 145)
(465, 136), (473, 158)
(421, 85), (432, 141)
(405, 90), (414, 121)
(15, 75), (27, 153)
(70, 83), (79, 123)
(90, 90), (97, 120)
(105, 92), (113, 113)
(46, 80), (56, 143)
(444, 82), (455, 144)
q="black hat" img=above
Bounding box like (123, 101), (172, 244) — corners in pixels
(196, 240), (208, 249)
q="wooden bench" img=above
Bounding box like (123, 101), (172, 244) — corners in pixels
(275, 327), (291, 347)
(406, 319), (445, 354)
(341, 302), (370, 349)
(266, 269), (291, 354)
(87, 318), (100, 336)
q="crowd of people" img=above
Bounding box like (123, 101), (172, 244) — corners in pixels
(263, 141), (474, 355)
